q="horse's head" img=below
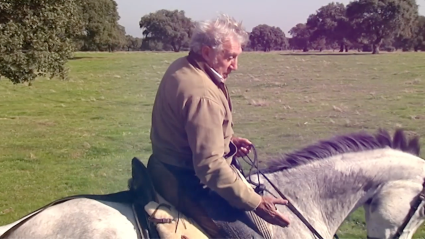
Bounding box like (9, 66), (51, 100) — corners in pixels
(256, 128), (425, 239)
(364, 179), (425, 239)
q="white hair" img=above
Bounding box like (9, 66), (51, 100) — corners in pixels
(189, 14), (249, 54)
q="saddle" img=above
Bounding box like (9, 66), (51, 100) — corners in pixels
(129, 157), (273, 239)
(129, 157), (210, 239)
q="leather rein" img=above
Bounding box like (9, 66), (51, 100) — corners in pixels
(237, 144), (425, 239)
(236, 144), (327, 239)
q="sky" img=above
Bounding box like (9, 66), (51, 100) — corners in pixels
(117, 0), (425, 37)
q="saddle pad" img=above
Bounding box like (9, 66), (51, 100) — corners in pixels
(143, 164), (273, 239)
(144, 193), (209, 239)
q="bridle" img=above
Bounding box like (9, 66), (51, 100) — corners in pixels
(237, 144), (327, 239)
(237, 145), (425, 239)
(393, 180), (425, 239)
(367, 180), (425, 239)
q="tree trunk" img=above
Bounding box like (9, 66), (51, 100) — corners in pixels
(176, 45), (181, 52)
(172, 43), (180, 52)
(372, 38), (383, 54)
(372, 44), (380, 54)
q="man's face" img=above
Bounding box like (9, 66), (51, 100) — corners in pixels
(201, 37), (242, 80)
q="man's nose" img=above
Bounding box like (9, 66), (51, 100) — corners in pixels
(230, 59), (238, 70)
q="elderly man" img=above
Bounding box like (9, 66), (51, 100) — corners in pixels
(146, 14), (290, 238)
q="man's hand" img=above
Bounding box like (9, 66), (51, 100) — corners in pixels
(254, 196), (290, 228)
(231, 136), (252, 157)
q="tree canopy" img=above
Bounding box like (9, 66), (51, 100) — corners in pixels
(290, 0), (421, 53)
(306, 2), (351, 52)
(77, 0), (126, 51)
(0, 0), (137, 84)
(288, 23), (312, 52)
(0, 0), (84, 84)
(139, 10), (193, 52)
(346, 0), (419, 53)
(249, 24), (288, 51)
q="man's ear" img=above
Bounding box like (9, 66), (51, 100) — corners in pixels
(201, 45), (211, 60)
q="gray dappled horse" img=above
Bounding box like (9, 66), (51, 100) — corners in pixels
(1, 129), (425, 239)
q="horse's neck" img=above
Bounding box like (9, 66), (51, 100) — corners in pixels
(256, 149), (425, 238)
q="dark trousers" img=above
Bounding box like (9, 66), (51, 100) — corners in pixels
(146, 155), (264, 239)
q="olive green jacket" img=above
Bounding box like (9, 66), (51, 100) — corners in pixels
(150, 51), (262, 211)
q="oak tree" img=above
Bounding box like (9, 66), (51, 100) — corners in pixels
(249, 24), (288, 51)
(0, 0), (84, 84)
(139, 9), (193, 52)
(346, 0), (419, 54)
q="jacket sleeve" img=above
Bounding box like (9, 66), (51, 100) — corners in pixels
(183, 96), (262, 211)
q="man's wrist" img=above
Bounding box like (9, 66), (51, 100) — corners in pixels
(251, 194), (263, 211)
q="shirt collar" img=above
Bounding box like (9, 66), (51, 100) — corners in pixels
(186, 51), (225, 85)
(209, 67), (225, 83)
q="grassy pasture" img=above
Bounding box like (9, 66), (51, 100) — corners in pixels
(1, 51), (425, 238)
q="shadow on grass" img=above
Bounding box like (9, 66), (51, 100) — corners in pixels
(280, 53), (373, 56)
(69, 56), (106, 61)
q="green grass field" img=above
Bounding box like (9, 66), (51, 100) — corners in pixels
(1, 51), (425, 238)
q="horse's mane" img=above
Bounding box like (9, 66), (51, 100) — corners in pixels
(262, 128), (421, 173)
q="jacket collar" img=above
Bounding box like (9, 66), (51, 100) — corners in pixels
(186, 51), (224, 85)
(186, 51), (232, 111)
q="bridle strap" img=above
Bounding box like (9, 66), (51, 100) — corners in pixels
(367, 180), (425, 239)
(392, 180), (425, 239)
(240, 145), (325, 239)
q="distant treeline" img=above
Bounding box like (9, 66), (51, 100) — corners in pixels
(139, 0), (424, 54)
(1, 0), (422, 84)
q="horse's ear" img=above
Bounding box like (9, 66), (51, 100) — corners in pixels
(375, 128), (391, 147)
(407, 136), (420, 156)
(392, 129), (407, 151)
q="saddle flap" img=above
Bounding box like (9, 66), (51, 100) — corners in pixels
(130, 157), (161, 239)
